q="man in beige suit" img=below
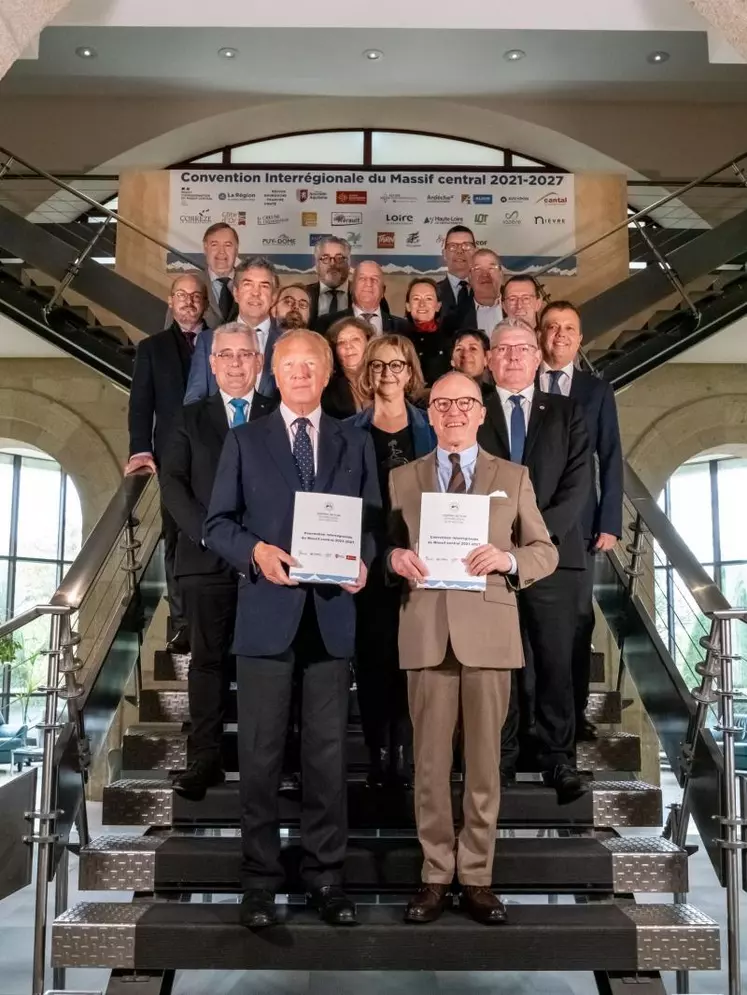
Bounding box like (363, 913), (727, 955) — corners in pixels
(388, 371), (558, 926)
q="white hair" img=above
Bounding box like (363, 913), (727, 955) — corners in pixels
(489, 316), (537, 346)
(313, 235), (351, 261)
(211, 322), (259, 353)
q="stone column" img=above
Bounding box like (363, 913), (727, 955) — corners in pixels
(689, 0), (747, 59)
(0, 0), (72, 80)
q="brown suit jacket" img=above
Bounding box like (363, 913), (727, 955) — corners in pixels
(388, 447), (558, 671)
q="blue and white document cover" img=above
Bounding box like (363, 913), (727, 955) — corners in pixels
(417, 492), (490, 592)
(289, 492), (362, 584)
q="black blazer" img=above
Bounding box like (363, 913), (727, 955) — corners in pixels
(436, 275), (474, 319)
(478, 390), (591, 569)
(568, 370), (623, 540)
(315, 306), (409, 338)
(322, 372), (358, 420)
(160, 391), (276, 577)
(401, 319), (453, 387)
(128, 321), (202, 463)
(441, 299), (478, 339)
(307, 282), (354, 330)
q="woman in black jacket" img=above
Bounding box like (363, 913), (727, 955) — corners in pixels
(402, 277), (453, 387)
(321, 315), (374, 419)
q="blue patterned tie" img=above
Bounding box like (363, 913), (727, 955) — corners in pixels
(548, 370), (563, 395)
(229, 398), (248, 427)
(509, 395), (526, 463)
(292, 417), (315, 491)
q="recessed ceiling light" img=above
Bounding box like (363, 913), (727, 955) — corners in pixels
(363, 49), (384, 61)
(75, 46), (97, 59)
(647, 50), (670, 64)
(504, 49), (526, 62)
(218, 47), (239, 59)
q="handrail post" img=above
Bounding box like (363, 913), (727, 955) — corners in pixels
(631, 216), (701, 321)
(42, 217), (110, 320)
(59, 612), (90, 846)
(617, 511), (648, 692)
(122, 513), (144, 704)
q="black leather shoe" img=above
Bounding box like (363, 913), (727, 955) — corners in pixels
(240, 889), (278, 930)
(461, 886), (508, 925)
(308, 885), (358, 926)
(166, 625), (190, 655)
(543, 764), (588, 805)
(500, 769), (516, 788)
(576, 718), (598, 742)
(172, 760), (224, 801)
(404, 884), (452, 924)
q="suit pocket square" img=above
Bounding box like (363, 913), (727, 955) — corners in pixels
(489, 490), (509, 499)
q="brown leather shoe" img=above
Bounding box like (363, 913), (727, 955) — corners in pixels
(461, 886), (508, 925)
(404, 884), (452, 924)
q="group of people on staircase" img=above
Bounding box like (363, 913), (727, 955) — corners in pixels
(125, 220), (623, 931)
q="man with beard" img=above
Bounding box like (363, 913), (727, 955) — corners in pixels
(307, 236), (352, 329)
(273, 283), (312, 330)
(501, 275), (544, 331)
(184, 256), (282, 403)
(316, 260), (408, 337)
(127, 273), (209, 652)
(443, 249), (504, 338)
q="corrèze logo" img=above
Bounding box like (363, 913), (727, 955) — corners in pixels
(179, 208), (212, 224)
(503, 210), (520, 226)
(385, 213), (414, 224)
(296, 189), (309, 202)
(337, 191), (367, 205)
(377, 231), (395, 249)
(331, 211), (363, 226)
(473, 194), (493, 205)
(406, 231), (421, 247)
(474, 213), (489, 225)
(301, 212), (318, 227)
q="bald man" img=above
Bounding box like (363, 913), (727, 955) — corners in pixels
(316, 260), (408, 336)
(388, 371), (558, 927)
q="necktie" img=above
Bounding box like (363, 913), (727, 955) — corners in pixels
(548, 370), (563, 395)
(229, 398), (248, 427)
(509, 395), (526, 464)
(447, 453), (467, 494)
(292, 417), (315, 491)
(217, 277), (233, 322)
(457, 280), (470, 308)
(327, 288), (339, 316)
(360, 312), (376, 323)
(183, 331), (196, 353)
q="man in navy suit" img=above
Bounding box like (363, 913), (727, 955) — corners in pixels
(538, 301), (623, 741)
(205, 329), (381, 930)
(184, 256), (282, 403)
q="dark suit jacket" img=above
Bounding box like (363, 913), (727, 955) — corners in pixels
(441, 299), (479, 339)
(477, 390), (591, 569)
(401, 319), (453, 386)
(128, 321), (196, 462)
(204, 408), (382, 658)
(436, 275), (474, 320)
(183, 321), (282, 404)
(315, 306), (409, 338)
(307, 282), (353, 330)
(568, 370), (623, 540)
(160, 391), (277, 578)
(321, 372), (358, 420)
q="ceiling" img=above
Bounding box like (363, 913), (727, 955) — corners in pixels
(4, 25), (747, 101)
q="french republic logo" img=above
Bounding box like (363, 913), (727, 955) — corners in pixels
(296, 189), (309, 202)
(377, 231), (395, 249)
(337, 191), (367, 205)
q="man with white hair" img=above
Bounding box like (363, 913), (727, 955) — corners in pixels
(316, 260), (408, 336)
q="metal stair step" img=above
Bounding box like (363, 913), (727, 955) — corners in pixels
(78, 832), (687, 895)
(51, 901), (719, 973)
(102, 778), (662, 830)
(136, 688), (623, 726)
(121, 725), (640, 775)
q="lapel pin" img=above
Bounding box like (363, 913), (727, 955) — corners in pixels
(539, 404), (546, 411)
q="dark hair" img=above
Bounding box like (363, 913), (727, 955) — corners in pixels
(452, 328), (490, 353)
(203, 222), (239, 244)
(277, 282), (311, 300)
(326, 315), (375, 351)
(539, 299), (581, 327)
(235, 255), (280, 290)
(405, 276), (440, 303)
(502, 274), (545, 299)
(444, 224), (475, 245)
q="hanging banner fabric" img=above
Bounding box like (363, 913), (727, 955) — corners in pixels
(167, 167), (576, 275)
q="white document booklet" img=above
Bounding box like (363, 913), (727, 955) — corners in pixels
(289, 492), (362, 584)
(417, 492), (490, 592)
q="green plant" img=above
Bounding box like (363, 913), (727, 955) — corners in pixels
(9, 647), (48, 725)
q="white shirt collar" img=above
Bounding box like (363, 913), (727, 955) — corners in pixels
(475, 298), (501, 310)
(219, 388), (255, 409)
(447, 272), (467, 294)
(237, 314), (271, 332)
(208, 268), (235, 284)
(496, 383), (535, 405)
(279, 402), (322, 434)
(353, 304), (381, 319)
(540, 360), (575, 379)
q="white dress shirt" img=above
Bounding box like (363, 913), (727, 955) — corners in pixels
(279, 402), (322, 472)
(447, 271), (468, 303)
(208, 268), (234, 308)
(237, 314), (272, 357)
(318, 281), (349, 317)
(539, 361), (574, 397)
(219, 388), (256, 427)
(495, 384), (534, 437)
(475, 301), (503, 336)
(353, 304), (383, 334)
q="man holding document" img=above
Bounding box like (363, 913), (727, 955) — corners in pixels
(205, 328), (380, 930)
(388, 371), (558, 926)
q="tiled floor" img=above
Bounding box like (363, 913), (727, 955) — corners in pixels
(0, 772), (741, 995)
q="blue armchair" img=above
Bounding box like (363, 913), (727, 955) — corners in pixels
(0, 711), (27, 765)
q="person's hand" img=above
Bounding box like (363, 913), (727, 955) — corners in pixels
(124, 454), (157, 476)
(253, 541), (299, 586)
(390, 548), (429, 584)
(465, 544), (512, 577)
(341, 560), (368, 594)
(594, 533), (618, 552)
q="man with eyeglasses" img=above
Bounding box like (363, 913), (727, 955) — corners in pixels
(388, 371), (557, 926)
(478, 317), (591, 805)
(316, 260), (408, 337)
(437, 225), (477, 317)
(273, 283), (312, 331)
(160, 323), (276, 800)
(165, 223), (240, 330)
(307, 236), (353, 329)
(443, 249), (504, 339)
(501, 275), (544, 330)
(184, 256), (283, 404)
(127, 273), (210, 653)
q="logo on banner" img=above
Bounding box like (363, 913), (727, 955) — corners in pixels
(474, 213), (489, 225)
(423, 216), (463, 225)
(405, 232), (421, 247)
(473, 194), (494, 205)
(181, 187), (212, 205)
(377, 232), (395, 249)
(385, 214), (414, 224)
(179, 208), (213, 224)
(427, 193), (454, 203)
(337, 191), (367, 205)
(264, 189), (288, 206)
(297, 189), (309, 202)
(381, 193), (417, 204)
(331, 212), (363, 226)
(536, 193), (568, 205)
(262, 234), (297, 247)
(221, 212), (239, 224)
(500, 195), (529, 204)
(301, 212), (318, 227)
(238, 212), (247, 226)
(503, 210), (521, 226)
(346, 231), (363, 247)
(461, 195), (472, 204)
(218, 191), (256, 202)
(309, 233), (333, 246)
(257, 214), (289, 226)
(534, 216), (566, 225)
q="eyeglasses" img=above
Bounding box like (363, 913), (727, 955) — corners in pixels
(278, 295), (310, 311)
(318, 254), (348, 265)
(213, 349), (258, 363)
(429, 397), (484, 414)
(445, 242), (476, 253)
(470, 264), (501, 275)
(492, 344), (537, 357)
(369, 359), (409, 375)
(504, 295), (538, 306)
(173, 291), (206, 303)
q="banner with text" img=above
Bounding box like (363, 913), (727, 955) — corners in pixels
(167, 168), (576, 276)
